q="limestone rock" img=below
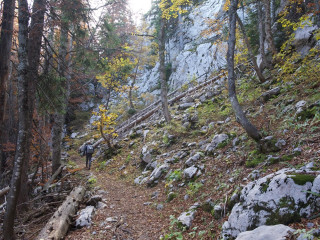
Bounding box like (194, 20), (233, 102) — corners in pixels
(222, 169), (320, 239)
(75, 206), (95, 228)
(178, 102), (194, 110)
(206, 134), (229, 155)
(177, 203), (199, 228)
(235, 224), (295, 240)
(259, 87), (281, 103)
(183, 166), (200, 179)
(147, 164), (169, 186)
(185, 152), (202, 167)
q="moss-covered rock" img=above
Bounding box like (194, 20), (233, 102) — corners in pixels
(222, 169), (320, 239)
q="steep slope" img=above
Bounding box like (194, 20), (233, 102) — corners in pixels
(66, 71), (320, 239)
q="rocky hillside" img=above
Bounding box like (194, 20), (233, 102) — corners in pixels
(67, 68), (320, 239)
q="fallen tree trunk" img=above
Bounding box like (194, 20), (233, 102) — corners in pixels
(42, 165), (65, 192)
(37, 186), (85, 240)
(0, 186), (10, 198)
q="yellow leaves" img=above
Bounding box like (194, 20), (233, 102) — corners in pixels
(159, 0), (191, 20)
(92, 105), (118, 140)
(96, 54), (136, 91)
(223, 0), (230, 11)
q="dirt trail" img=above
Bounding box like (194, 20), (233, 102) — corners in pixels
(65, 156), (172, 240)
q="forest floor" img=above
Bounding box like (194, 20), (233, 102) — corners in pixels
(65, 154), (173, 240)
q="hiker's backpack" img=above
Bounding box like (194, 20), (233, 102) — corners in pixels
(86, 145), (94, 154)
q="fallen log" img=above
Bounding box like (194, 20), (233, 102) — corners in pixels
(37, 186), (86, 240)
(42, 165), (65, 192)
(0, 186), (10, 198)
(92, 73), (225, 148)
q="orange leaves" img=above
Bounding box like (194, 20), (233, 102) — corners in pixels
(2, 142), (16, 153)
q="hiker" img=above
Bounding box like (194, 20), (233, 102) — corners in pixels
(83, 142), (94, 169)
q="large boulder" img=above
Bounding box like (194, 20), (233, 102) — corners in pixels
(235, 224), (295, 240)
(222, 169), (320, 239)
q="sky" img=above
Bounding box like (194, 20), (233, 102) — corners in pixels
(128, 0), (152, 15)
(128, 0), (152, 24)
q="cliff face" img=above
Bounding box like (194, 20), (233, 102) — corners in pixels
(137, 0), (227, 94)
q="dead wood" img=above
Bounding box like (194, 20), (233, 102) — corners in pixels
(0, 186), (10, 197)
(42, 165), (64, 192)
(37, 186), (86, 240)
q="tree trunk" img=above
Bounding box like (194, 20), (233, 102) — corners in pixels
(316, 0), (320, 28)
(52, 18), (69, 174)
(158, 17), (171, 123)
(18, 0), (46, 207)
(37, 186), (85, 240)
(129, 58), (141, 110)
(235, 13), (266, 83)
(263, 0), (277, 57)
(257, 1), (268, 70)
(271, 0), (276, 24)
(3, 0), (30, 239)
(178, 12), (184, 51)
(0, 0), (15, 176)
(227, 0), (262, 142)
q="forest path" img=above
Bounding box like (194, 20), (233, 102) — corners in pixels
(65, 154), (172, 240)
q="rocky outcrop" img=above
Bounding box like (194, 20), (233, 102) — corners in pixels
(222, 169), (320, 239)
(235, 224), (295, 240)
(137, 0), (226, 93)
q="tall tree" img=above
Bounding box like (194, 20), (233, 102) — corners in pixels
(52, 5), (70, 174)
(257, 1), (268, 69)
(19, 0), (46, 205)
(235, 13), (266, 83)
(227, 0), (262, 142)
(157, 0), (191, 123)
(3, 0), (30, 238)
(158, 17), (171, 122)
(263, 0), (277, 57)
(0, 0), (15, 175)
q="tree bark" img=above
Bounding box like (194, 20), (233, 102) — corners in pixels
(316, 0), (320, 28)
(257, 1), (268, 70)
(3, 0), (30, 239)
(158, 17), (171, 123)
(129, 57), (141, 110)
(227, 0), (262, 142)
(263, 0), (277, 57)
(235, 13), (266, 83)
(0, 0), (15, 176)
(52, 17), (69, 174)
(0, 186), (10, 198)
(19, 0), (46, 207)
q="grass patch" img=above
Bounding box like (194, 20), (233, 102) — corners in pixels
(289, 174), (316, 185)
(245, 150), (266, 168)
